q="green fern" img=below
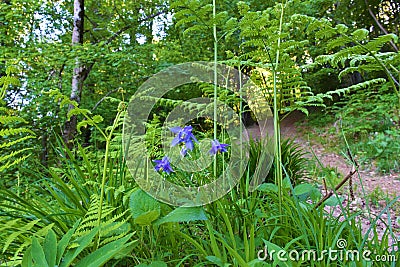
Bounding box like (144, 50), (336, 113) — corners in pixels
(171, 0), (228, 38)
(73, 194), (130, 248)
(304, 16), (399, 97)
(0, 65), (35, 176)
(0, 218), (53, 264)
(232, 3), (328, 115)
(17, 220), (135, 267)
(293, 14), (400, 124)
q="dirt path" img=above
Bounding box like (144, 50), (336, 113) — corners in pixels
(278, 110), (400, 198)
(248, 110), (400, 247)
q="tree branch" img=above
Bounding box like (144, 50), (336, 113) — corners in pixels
(313, 167), (357, 209)
(104, 9), (169, 45)
(91, 88), (119, 112)
(364, 0), (398, 52)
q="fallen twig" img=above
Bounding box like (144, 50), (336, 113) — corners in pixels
(314, 167), (357, 209)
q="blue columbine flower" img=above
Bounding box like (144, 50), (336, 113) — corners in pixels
(153, 156), (174, 174)
(209, 139), (229, 155)
(170, 125), (198, 152)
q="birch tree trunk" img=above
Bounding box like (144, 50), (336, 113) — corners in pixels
(62, 0), (85, 147)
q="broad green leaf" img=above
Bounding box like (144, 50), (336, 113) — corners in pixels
(310, 188), (322, 202)
(134, 210), (161, 225)
(60, 227), (99, 267)
(149, 261), (168, 267)
(154, 206), (207, 226)
(282, 177), (292, 189)
(257, 183), (278, 193)
(43, 230), (57, 267)
(261, 239), (293, 267)
(293, 184), (315, 197)
(324, 195), (344, 206)
(248, 258), (271, 266)
(113, 242), (138, 260)
(206, 256), (229, 267)
(57, 220), (81, 264)
(21, 247), (33, 267)
(74, 233), (134, 267)
(31, 237), (49, 267)
(129, 189), (160, 220)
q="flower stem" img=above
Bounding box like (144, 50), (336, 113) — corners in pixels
(213, 0), (218, 178)
(273, 1), (286, 213)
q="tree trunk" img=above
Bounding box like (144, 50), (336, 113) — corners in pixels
(40, 133), (48, 166)
(62, 0), (85, 147)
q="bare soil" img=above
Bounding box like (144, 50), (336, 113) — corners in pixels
(279, 111), (400, 198)
(248, 110), (400, 248)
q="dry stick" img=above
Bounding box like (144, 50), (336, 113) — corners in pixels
(349, 173), (355, 201)
(314, 167), (357, 209)
(322, 178), (328, 195)
(314, 147), (359, 209)
(346, 148), (357, 201)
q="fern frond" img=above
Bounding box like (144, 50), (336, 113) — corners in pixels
(0, 64), (36, 175)
(71, 194), (130, 248)
(1, 219), (41, 254)
(0, 135), (35, 149)
(326, 36), (352, 50)
(0, 148), (33, 172)
(0, 127), (35, 137)
(365, 34), (398, 52)
(0, 115), (28, 124)
(343, 78), (387, 91)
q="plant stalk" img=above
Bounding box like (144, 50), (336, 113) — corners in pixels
(213, 0), (218, 178)
(273, 1), (285, 213)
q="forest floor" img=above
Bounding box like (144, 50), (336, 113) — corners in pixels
(280, 110), (400, 197)
(248, 110), (400, 248)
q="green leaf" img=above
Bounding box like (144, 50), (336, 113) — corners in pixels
(57, 220), (80, 264)
(351, 28), (369, 41)
(60, 227), (99, 267)
(206, 256), (229, 267)
(77, 120), (89, 133)
(257, 183), (278, 193)
(135, 262), (168, 267)
(261, 239), (293, 267)
(92, 115), (104, 123)
(21, 247), (33, 267)
(74, 233), (134, 267)
(148, 261), (168, 267)
(282, 177), (292, 189)
(134, 210), (161, 225)
(324, 195), (344, 206)
(129, 189), (161, 225)
(31, 237), (49, 267)
(3, 219), (40, 253)
(43, 230), (57, 267)
(310, 188), (322, 202)
(293, 184), (315, 196)
(154, 206), (207, 226)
